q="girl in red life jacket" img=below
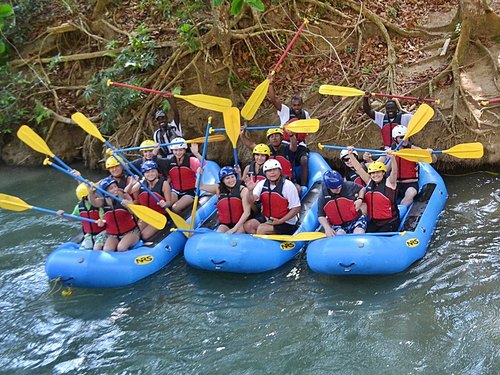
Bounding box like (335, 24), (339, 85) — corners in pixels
(201, 166), (251, 234)
(125, 161), (171, 240)
(244, 159), (301, 235)
(164, 138), (203, 214)
(346, 148), (400, 232)
(388, 125), (436, 207)
(57, 183), (106, 250)
(89, 177), (140, 252)
(317, 170), (368, 237)
(242, 143), (270, 185)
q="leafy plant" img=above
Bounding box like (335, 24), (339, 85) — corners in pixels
(33, 100), (52, 125)
(0, 3), (14, 58)
(177, 22), (200, 51)
(213, 0), (264, 15)
(0, 65), (30, 135)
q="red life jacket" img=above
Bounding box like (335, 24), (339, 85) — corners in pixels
(78, 199), (104, 235)
(396, 155), (418, 180)
(322, 190), (360, 226)
(365, 178), (399, 222)
(269, 144), (294, 180)
(217, 181), (244, 226)
(381, 113), (403, 148)
(261, 177), (289, 220)
(102, 201), (137, 235)
(282, 111), (308, 142)
(345, 168), (366, 187)
(166, 155), (196, 192)
(138, 177), (167, 215)
(248, 161), (266, 182)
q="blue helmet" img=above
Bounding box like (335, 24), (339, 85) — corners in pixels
(323, 170), (343, 189)
(219, 166), (236, 181)
(99, 176), (117, 191)
(141, 161), (158, 173)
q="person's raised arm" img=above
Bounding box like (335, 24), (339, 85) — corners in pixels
(267, 75), (282, 111)
(363, 92), (375, 120)
(386, 152), (398, 189)
(239, 122), (257, 151)
(347, 147), (371, 185)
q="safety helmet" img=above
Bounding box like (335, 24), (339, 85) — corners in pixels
(155, 109), (166, 120)
(105, 155), (124, 169)
(253, 143), (271, 156)
(170, 137), (188, 150)
(140, 140), (156, 151)
(141, 160), (158, 173)
(339, 149), (358, 159)
(367, 161), (387, 174)
(263, 159), (282, 172)
(75, 183), (89, 200)
(266, 128), (284, 138)
(392, 125), (407, 139)
(218, 166), (237, 181)
(323, 170), (343, 190)
(99, 176), (117, 191)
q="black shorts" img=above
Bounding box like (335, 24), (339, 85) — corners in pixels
(397, 181), (418, 200)
(255, 216), (298, 235)
(294, 145), (309, 165)
(172, 188), (196, 198)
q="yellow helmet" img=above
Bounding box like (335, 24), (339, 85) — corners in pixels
(105, 155), (124, 169)
(253, 143), (271, 156)
(140, 140), (155, 151)
(266, 128), (284, 138)
(75, 183), (89, 200)
(367, 161), (387, 174)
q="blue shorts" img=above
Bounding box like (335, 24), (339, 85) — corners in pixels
(333, 215), (368, 233)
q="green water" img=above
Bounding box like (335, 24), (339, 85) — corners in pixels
(0, 165), (498, 374)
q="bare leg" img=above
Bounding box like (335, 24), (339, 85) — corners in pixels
(117, 231), (140, 252)
(244, 218), (260, 234)
(400, 187), (418, 207)
(172, 195), (194, 213)
(217, 224), (230, 233)
(256, 222), (275, 235)
(103, 236), (119, 251)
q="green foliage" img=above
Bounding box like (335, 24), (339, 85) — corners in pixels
(230, 73), (250, 90)
(360, 65), (373, 74)
(0, 65), (30, 135)
(33, 100), (51, 125)
(213, 0), (264, 15)
(177, 22), (200, 51)
(0, 3), (14, 58)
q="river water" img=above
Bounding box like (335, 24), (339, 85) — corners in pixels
(0, 165), (498, 374)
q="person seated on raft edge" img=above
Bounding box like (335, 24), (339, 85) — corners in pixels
(125, 161), (171, 241)
(243, 159), (301, 235)
(199, 166), (252, 234)
(88, 176), (140, 252)
(345, 147), (401, 233)
(380, 125), (437, 208)
(163, 138), (203, 214)
(239, 123), (304, 196)
(56, 182), (107, 250)
(267, 74), (310, 187)
(318, 170), (368, 237)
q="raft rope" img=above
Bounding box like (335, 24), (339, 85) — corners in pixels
(48, 277), (73, 297)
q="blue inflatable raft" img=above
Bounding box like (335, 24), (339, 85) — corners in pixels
(306, 163), (448, 275)
(183, 152), (330, 273)
(45, 161), (220, 288)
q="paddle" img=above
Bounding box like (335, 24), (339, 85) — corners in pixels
(432, 142), (484, 159)
(189, 117), (212, 234)
(41, 159), (167, 230)
(318, 143), (433, 163)
(0, 193), (98, 223)
(223, 107), (241, 166)
(241, 19), (309, 120)
(71, 112), (189, 230)
(112, 134), (226, 153)
(479, 98), (500, 106)
(107, 80), (232, 112)
(17, 125), (74, 171)
(318, 84), (441, 105)
(252, 231), (326, 242)
(212, 119), (320, 134)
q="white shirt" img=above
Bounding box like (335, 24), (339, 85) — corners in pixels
(373, 111), (413, 129)
(253, 178), (301, 225)
(153, 120), (183, 156)
(277, 104), (310, 126)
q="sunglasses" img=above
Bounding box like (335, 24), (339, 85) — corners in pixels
(342, 157), (351, 162)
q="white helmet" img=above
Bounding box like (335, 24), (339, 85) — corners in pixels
(392, 125), (407, 139)
(263, 159), (282, 172)
(340, 149), (358, 159)
(170, 137), (188, 150)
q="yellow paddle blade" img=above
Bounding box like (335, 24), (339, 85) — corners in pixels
(187, 134), (226, 144)
(394, 149), (432, 163)
(189, 196), (200, 232)
(241, 79), (270, 120)
(319, 85), (364, 97)
(0, 193), (31, 212)
(252, 231), (326, 242)
(174, 94), (232, 113)
(223, 107), (241, 148)
(283, 119), (320, 133)
(442, 142), (484, 159)
(71, 112), (106, 142)
(128, 203), (167, 230)
(17, 125), (55, 157)
(165, 207), (190, 231)
(405, 103), (434, 139)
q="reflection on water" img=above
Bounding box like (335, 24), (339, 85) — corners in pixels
(0, 166), (498, 374)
